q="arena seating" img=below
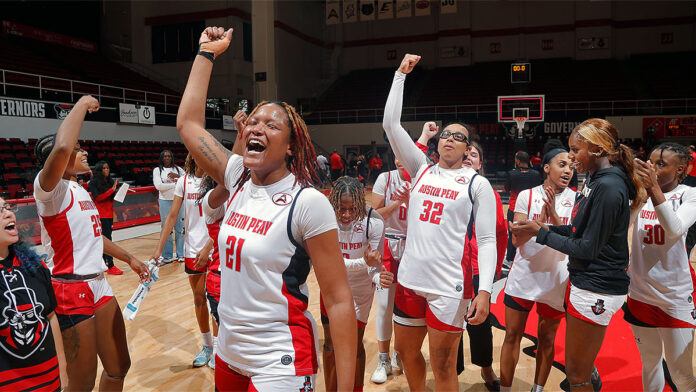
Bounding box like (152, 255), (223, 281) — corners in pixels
(0, 138), (190, 199)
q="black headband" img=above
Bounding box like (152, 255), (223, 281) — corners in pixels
(542, 148), (567, 167)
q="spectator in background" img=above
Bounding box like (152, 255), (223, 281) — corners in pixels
(88, 161), (121, 275)
(531, 151), (542, 171)
(684, 145), (696, 186)
(368, 154), (383, 184)
(330, 149), (344, 181)
(317, 153), (330, 185)
(504, 151), (542, 267)
(355, 154), (368, 185)
(153, 150), (184, 263)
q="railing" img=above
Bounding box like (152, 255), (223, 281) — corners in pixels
(1, 68), (182, 112)
(303, 97), (696, 124)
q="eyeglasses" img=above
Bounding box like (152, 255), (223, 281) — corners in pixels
(0, 204), (18, 214)
(439, 130), (469, 144)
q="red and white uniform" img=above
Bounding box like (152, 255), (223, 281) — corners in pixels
(336, 211), (384, 326)
(628, 184), (696, 327)
(202, 191), (226, 302)
(383, 71), (497, 330)
(34, 175), (106, 276)
(174, 175), (208, 271)
(373, 170), (409, 270)
(505, 185), (575, 313)
(217, 155), (336, 377)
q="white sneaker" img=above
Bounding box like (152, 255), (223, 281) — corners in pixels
(391, 352), (403, 370)
(371, 359), (392, 384)
(207, 355), (215, 369)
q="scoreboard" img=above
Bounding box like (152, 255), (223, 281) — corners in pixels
(511, 62), (531, 83)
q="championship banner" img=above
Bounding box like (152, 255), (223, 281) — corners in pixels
(360, 0), (376, 21)
(326, 0), (340, 25)
(414, 0), (431, 16)
(378, 0), (394, 19)
(440, 0), (456, 14)
(395, 0), (412, 18)
(344, 0), (358, 23)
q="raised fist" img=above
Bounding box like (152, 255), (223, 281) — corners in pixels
(398, 54), (421, 74)
(79, 95), (100, 113)
(199, 27), (234, 59)
(421, 121), (439, 140)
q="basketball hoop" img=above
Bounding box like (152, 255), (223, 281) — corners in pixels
(514, 116), (528, 139)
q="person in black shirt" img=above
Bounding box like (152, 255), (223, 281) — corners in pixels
(0, 198), (67, 391)
(512, 119), (644, 392)
(504, 151), (542, 265)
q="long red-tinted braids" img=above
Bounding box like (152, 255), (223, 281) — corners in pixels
(233, 101), (321, 191)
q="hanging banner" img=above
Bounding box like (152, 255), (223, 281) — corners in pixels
(118, 103), (139, 124)
(360, 0), (376, 21)
(440, 0), (456, 14)
(378, 0), (394, 19)
(395, 0), (412, 18)
(643, 116), (696, 138)
(0, 98), (73, 120)
(137, 105), (156, 125)
(344, 0), (358, 23)
(414, 0), (431, 16)
(326, 0), (340, 25)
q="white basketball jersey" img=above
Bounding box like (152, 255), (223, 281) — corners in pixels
(34, 176), (106, 276)
(505, 185), (575, 311)
(339, 210), (384, 295)
(202, 191), (227, 273)
(174, 175), (208, 258)
(217, 171), (335, 376)
(630, 184), (696, 318)
(397, 165), (480, 299)
(373, 170), (409, 237)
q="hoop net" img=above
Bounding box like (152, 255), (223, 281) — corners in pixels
(514, 116), (528, 138)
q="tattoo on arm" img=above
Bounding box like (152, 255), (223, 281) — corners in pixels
(61, 327), (80, 363)
(197, 136), (225, 165)
(212, 137), (233, 159)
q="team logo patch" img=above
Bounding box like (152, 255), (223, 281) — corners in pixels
(354, 223), (364, 233)
(455, 176), (469, 185)
(591, 299), (605, 315)
(300, 376), (313, 392)
(272, 192), (293, 206)
(691, 309), (696, 320)
(669, 193), (682, 200)
(0, 272), (49, 360)
(281, 354), (293, 365)
(562, 199), (573, 207)
(455, 284), (463, 292)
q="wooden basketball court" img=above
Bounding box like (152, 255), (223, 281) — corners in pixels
(93, 192), (696, 391)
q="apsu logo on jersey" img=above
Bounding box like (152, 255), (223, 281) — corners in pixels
(455, 176), (469, 185)
(354, 223), (365, 233)
(591, 299), (605, 315)
(562, 199), (573, 207)
(299, 376), (313, 392)
(272, 192), (293, 206)
(0, 275), (49, 360)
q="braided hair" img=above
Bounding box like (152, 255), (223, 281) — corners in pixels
(233, 101), (321, 191)
(651, 142), (692, 183)
(328, 176), (367, 223)
(35, 134), (56, 168)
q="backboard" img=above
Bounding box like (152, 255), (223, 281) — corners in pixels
(497, 94), (545, 123)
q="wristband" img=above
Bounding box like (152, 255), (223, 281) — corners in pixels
(198, 50), (215, 63)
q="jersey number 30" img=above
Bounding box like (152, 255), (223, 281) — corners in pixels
(225, 235), (245, 272)
(643, 224), (665, 245)
(419, 201), (444, 224)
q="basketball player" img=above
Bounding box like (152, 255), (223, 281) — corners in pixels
(177, 27), (357, 391)
(627, 143), (696, 392)
(369, 160), (410, 384)
(459, 141), (508, 390)
(501, 148), (575, 392)
(323, 176), (392, 391)
(33, 95), (150, 391)
(512, 119), (644, 392)
(384, 54), (498, 391)
(152, 154), (214, 368)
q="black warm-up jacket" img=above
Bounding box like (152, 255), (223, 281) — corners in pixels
(536, 166), (636, 295)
